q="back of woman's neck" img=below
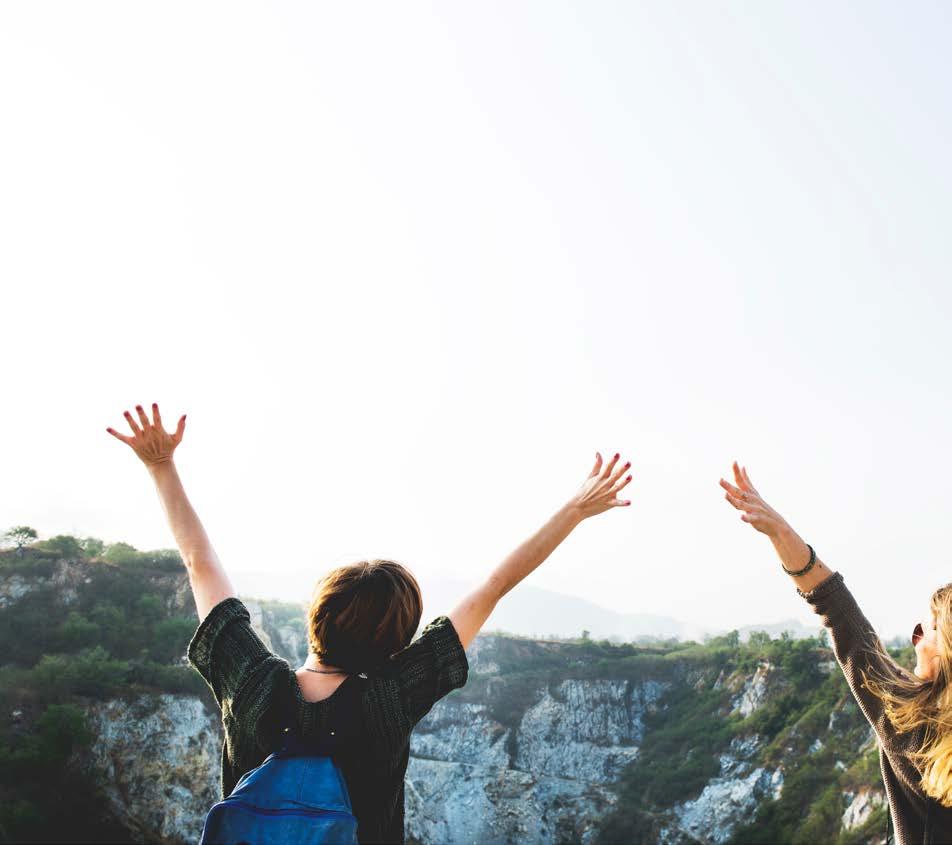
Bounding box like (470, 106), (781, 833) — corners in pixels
(295, 661), (349, 703)
(300, 654), (348, 675)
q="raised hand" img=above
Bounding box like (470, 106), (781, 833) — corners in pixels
(570, 451), (633, 519)
(106, 403), (186, 468)
(719, 461), (787, 537)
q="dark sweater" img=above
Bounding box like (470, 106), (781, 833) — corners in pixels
(800, 572), (952, 845)
(187, 597), (469, 844)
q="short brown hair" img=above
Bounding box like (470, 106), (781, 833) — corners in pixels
(307, 560), (422, 673)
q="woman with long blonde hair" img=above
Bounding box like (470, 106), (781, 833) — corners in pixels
(720, 461), (952, 845)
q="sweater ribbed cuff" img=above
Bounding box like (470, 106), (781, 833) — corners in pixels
(422, 616), (469, 685)
(187, 597), (250, 672)
(797, 570), (844, 603)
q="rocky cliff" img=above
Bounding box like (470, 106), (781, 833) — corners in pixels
(0, 549), (892, 844)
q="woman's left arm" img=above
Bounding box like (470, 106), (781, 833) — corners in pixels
(107, 403), (236, 622)
(719, 461), (917, 759)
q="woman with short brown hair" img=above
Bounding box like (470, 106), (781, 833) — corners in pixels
(107, 402), (633, 844)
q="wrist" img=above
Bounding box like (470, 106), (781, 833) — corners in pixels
(561, 500), (587, 526)
(771, 523), (810, 563)
(146, 458), (176, 477)
(767, 518), (796, 543)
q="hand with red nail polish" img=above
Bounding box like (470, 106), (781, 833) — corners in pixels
(106, 402), (187, 468)
(568, 451), (635, 518)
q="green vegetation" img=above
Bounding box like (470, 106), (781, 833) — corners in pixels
(0, 531), (903, 844)
(0, 535), (206, 843)
(595, 630), (899, 845)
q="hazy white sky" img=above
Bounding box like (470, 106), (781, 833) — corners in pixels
(2, 2), (950, 638)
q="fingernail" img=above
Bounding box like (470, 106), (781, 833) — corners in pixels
(627, 475), (632, 481)
(614, 453), (619, 459)
(625, 462), (630, 468)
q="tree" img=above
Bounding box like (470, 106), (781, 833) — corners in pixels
(79, 537), (105, 558)
(35, 704), (91, 762)
(721, 630), (740, 648)
(36, 535), (83, 558)
(2, 526), (38, 549)
(103, 541), (140, 565)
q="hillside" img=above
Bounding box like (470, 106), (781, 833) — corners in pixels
(0, 539), (895, 844)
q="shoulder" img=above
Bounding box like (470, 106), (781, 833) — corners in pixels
(385, 615), (469, 712)
(387, 616), (466, 675)
(186, 597), (285, 713)
(187, 596), (253, 669)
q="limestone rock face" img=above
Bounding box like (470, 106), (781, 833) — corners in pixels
(412, 699), (510, 768)
(75, 662), (887, 845)
(0, 572), (33, 608)
(843, 788), (886, 831)
(513, 679), (665, 782)
(406, 676), (670, 845)
(243, 600), (308, 666)
(0, 558), (193, 614)
(730, 661), (772, 717)
(81, 694), (222, 844)
(52, 616), (885, 845)
(405, 757), (615, 845)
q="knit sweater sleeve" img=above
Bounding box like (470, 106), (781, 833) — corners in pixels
(799, 571), (920, 764)
(187, 597), (274, 717)
(387, 615), (469, 727)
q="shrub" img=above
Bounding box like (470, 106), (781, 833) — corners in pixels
(34, 535), (84, 559)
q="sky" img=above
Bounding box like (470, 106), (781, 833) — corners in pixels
(2, 2), (951, 639)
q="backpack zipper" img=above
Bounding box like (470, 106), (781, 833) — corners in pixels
(215, 799), (355, 821)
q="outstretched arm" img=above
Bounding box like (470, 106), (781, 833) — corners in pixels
(107, 403), (236, 622)
(449, 451), (633, 649)
(717, 461), (925, 777)
(719, 461), (832, 592)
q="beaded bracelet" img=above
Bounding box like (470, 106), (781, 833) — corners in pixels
(782, 543), (816, 577)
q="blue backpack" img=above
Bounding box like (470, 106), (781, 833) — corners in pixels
(199, 675), (363, 845)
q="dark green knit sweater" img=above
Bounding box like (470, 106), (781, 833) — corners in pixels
(187, 597), (469, 844)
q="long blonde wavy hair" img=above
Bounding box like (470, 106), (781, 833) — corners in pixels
(862, 582), (952, 806)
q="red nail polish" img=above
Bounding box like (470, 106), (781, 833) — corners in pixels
(627, 475), (632, 481)
(614, 453), (619, 460)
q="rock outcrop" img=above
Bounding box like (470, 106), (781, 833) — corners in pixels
(81, 695), (221, 844)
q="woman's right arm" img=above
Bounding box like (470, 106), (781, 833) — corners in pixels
(449, 451), (633, 650)
(719, 461), (912, 753)
(720, 462), (833, 591)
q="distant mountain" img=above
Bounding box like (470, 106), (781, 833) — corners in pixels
(735, 618), (821, 642)
(179, 562), (821, 644)
(417, 577), (819, 643)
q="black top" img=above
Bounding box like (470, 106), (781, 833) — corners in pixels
(188, 597), (469, 843)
